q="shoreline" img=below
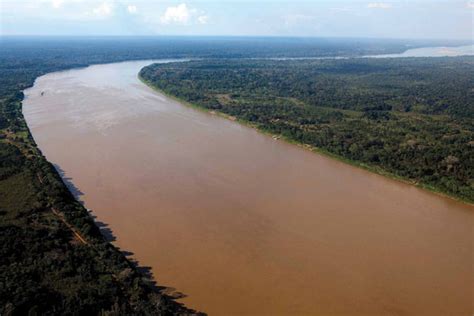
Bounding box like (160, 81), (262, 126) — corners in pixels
(6, 61), (203, 315)
(139, 73), (473, 206)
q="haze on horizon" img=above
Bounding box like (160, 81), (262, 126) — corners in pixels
(0, 0), (473, 40)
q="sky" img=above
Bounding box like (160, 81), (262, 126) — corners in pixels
(0, 0), (473, 40)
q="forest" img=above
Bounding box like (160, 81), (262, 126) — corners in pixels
(0, 37), (472, 314)
(140, 57), (474, 202)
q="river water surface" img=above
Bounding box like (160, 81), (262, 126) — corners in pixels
(24, 60), (473, 315)
(366, 44), (474, 58)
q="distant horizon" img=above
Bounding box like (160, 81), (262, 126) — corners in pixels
(0, 34), (473, 43)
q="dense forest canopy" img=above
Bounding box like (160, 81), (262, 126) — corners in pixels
(140, 57), (474, 202)
(0, 37), (472, 315)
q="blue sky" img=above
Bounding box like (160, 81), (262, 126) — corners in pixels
(0, 0), (473, 39)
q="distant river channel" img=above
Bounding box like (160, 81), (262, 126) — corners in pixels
(24, 59), (473, 315)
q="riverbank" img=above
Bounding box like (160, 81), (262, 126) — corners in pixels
(0, 61), (202, 315)
(139, 74), (474, 206)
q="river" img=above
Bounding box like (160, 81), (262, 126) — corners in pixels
(267, 44), (473, 60)
(366, 44), (474, 58)
(23, 60), (473, 315)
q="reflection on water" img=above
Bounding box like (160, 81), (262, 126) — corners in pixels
(24, 60), (473, 315)
(366, 44), (474, 58)
(267, 45), (474, 60)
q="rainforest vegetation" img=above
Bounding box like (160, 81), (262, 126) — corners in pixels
(0, 36), (472, 314)
(140, 57), (474, 202)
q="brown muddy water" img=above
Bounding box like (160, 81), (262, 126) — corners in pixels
(24, 60), (473, 316)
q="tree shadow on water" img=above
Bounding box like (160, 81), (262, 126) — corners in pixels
(89, 213), (116, 242)
(53, 163), (116, 242)
(53, 163), (85, 204)
(126, 254), (188, 299)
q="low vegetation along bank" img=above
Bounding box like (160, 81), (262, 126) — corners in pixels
(140, 57), (474, 203)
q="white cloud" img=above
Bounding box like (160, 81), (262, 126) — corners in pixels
(160, 3), (192, 24)
(92, 1), (114, 17)
(367, 2), (392, 9)
(127, 5), (137, 14)
(51, 0), (64, 9)
(159, 3), (207, 25)
(197, 15), (209, 24)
